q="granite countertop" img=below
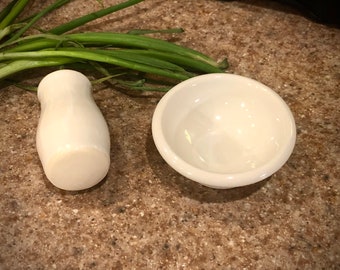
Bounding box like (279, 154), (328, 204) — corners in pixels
(0, 0), (339, 269)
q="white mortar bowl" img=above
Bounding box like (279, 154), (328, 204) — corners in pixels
(152, 73), (296, 189)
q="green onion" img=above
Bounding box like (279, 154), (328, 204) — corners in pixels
(4, 0), (71, 44)
(0, 1), (17, 23)
(48, 0), (144, 35)
(0, 0), (29, 30)
(0, 49), (191, 80)
(0, 0), (228, 92)
(0, 58), (76, 79)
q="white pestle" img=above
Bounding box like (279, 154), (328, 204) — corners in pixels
(36, 70), (110, 190)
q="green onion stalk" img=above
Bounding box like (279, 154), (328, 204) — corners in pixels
(0, 0), (228, 91)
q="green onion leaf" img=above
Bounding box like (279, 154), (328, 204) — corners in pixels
(4, 0), (71, 44)
(0, 0), (29, 30)
(48, 0), (144, 35)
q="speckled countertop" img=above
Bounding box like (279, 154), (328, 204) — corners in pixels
(0, 0), (339, 269)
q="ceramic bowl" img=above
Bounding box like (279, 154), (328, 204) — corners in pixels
(152, 73), (296, 189)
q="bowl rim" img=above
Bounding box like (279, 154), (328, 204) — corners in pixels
(151, 73), (296, 189)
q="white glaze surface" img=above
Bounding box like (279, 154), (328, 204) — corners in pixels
(36, 70), (110, 190)
(152, 73), (296, 188)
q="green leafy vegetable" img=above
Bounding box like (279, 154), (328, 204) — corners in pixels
(0, 0), (228, 91)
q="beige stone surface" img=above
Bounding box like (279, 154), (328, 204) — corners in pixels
(0, 0), (339, 269)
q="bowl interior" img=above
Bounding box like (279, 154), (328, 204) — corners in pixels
(156, 74), (295, 179)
